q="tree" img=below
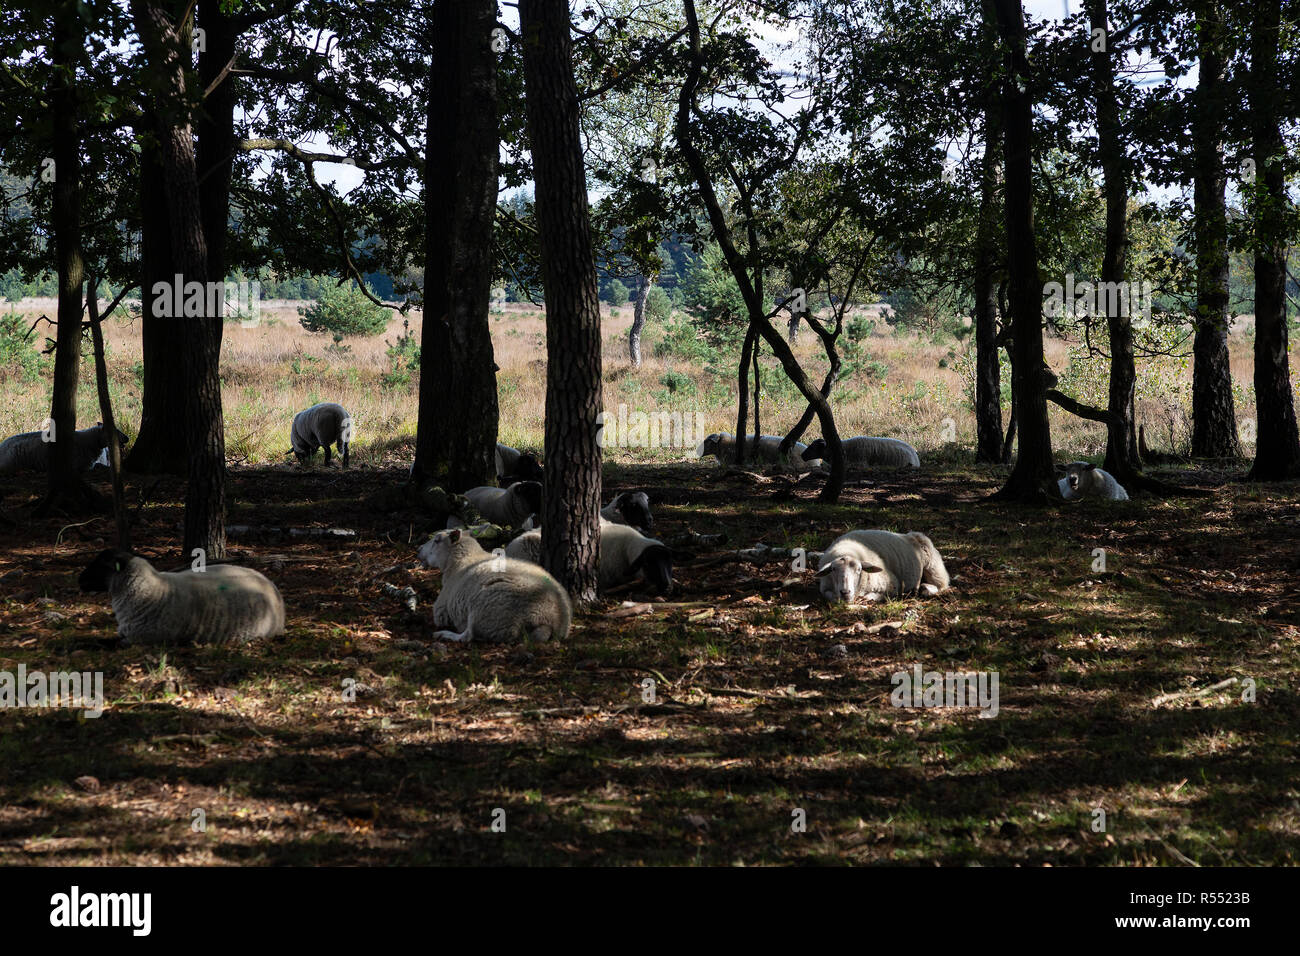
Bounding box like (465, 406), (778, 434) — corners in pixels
(298, 280), (390, 342)
(520, 0), (604, 602)
(972, 55), (1005, 464)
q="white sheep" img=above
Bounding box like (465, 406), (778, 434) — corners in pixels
(417, 528), (571, 643)
(464, 480), (542, 527)
(600, 491), (653, 532)
(1058, 461), (1129, 500)
(0, 422), (127, 475)
(505, 520), (674, 595)
(78, 549), (286, 645)
(693, 432), (810, 470)
(802, 435), (920, 469)
(815, 530), (950, 604)
(290, 402), (352, 467)
(495, 443), (544, 483)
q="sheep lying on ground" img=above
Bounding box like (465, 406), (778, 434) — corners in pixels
(78, 549), (286, 645)
(506, 520), (674, 595)
(418, 528), (571, 643)
(815, 530), (950, 604)
(464, 480), (542, 527)
(0, 423), (127, 475)
(1058, 461), (1129, 500)
(496, 443), (544, 483)
(802, 435), (920, 469)
(291, 402), (352, 467)
(600, 491), (653, 532)
(694, 433), (810, 470)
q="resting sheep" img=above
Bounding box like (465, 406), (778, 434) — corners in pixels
(418, 528), (571, 643)
(496, 443), (544, 484)
(802, 436), (920, 469)
(464, 480), (542, 527)
(78, 549), (286, 645)
(1058, 461), (1129, 501)
(0, 422), (127, 475)
(815, 530), (950, 604)
(694, 433), (810, 470)
(600, 491), (653, 532)
(505, 520), (674, 595)
(290, 402), (352, 467)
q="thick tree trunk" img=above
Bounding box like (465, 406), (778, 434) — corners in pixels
(1246, 0), (1300, 480)
(628, 274), (650, 366)
(973, 99), (1003, 463)
(133, 0), (227, 559)
(520, 0), (603, 602)
(990, 0), (1054, 500)
(735, 323), (754, 467)
(413, 0), (500, 491)
(1190, 0), (1241, 460)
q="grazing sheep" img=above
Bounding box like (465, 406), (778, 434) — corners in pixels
(464, 480), (542, 527)
(802, 435), (920, 469)
(1058, 461), (1129, 501)
(290, 402), (352, 467)
(417, 528), (571, 643)
(78, 549), (286, 646)
(693, 432), (809, 470)
(496, 443), (544, 483)
(600, 491), (653, 532)
(0, 422), (127, 475)
(506, 520), (674, 595)
(815, 530), (950, 604)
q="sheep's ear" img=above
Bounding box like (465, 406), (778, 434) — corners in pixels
(814, 564), (834, 577)
(861, 562), (884, 573)
(1083, 463), (1097, 471)
(448, 528), (462, 543)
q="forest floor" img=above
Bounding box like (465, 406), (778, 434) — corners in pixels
(1, 455), (1298, 865)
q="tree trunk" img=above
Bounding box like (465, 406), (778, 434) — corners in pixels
(629, 274), (650, 366)
(973, 95), (1003, 463)
(87, 280), (131, 548)
(520, 0), (603, 602)
(133, 0), (227, 559)
(735, 323), (754, 467)
(1190, 0), (1242, 460)
(413, 0), (500, 491)
(751, 335), (761, 439)
(990, 0), (1054, 500)
(1246, 0), (1300, 480)
(787, 309), (799, 343)
(43, 0), (93, 515)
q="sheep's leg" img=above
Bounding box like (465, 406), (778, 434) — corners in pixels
(526, 625), (554, 643)
(433, 626), (472, 643)
(920, 583), (940, 597)
(860, 591), (886, 603)
(341, 441), (349, 468)
(323, 444), (332, 467)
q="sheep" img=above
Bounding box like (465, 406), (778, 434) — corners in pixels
(290, 402), (352, 467)
(505, 520), (674, 595)
(815, 530), (950, 604)
(600, 491), (653, 533)
(693, 432), (810, 470)
(464, 480), (542, 527)
(1058, 461), (1129, 501)
(78, 549), (285, 646)
(0, 422), (127, 475)
(496, 443), (544, 483)
(417, 528), (571, 643)
(801, 436), (920, 469)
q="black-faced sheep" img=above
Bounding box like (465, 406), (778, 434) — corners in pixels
(290, 402), (352, 467)
(802, 436), (920, 469)
(417, 528), (571, 643)
(815, 530), (950, 604)
(0, 422), (127, 475)
(78, 549), (286, 645)
(505, 520), (674, 595)
(694, 432), (809, 470)
(1058, 461), (1129, 500)
(600, 491), (653, 533)
(495, 443), (544, 484)
(464, 480), (542, 527)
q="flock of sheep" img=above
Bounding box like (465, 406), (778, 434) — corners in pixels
(0, 400), (1132, 647)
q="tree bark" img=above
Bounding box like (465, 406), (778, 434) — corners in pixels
(413, 0), (500, 491)
(990, 0), (1054, 500)
(735, 323), (754, 467)
(520, 0), (604, 602)
(87, 279), (132, 548)
(1246, 0), (1300, 480)
(973, 95), (1004, 463)
(1189, 0), (1241, 460)
(628, 274), (651, 366)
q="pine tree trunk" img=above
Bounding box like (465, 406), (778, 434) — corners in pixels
(1246, 0), (1300, 480)
(520, 0), (604, 602)
(629, 275), (650, 366)
(973, 98), (1003, 463)
(1190, 0), (1241, 459)
(735, 324), (754, 467)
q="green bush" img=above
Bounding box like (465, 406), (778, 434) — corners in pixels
(653, 317), (716, 364)
(608, 279), (630, 307)
(382, 319), (421, 389)
(646, 285), (673, 323)
(0, 311), (47, 383)
(298, 281), (390, 344)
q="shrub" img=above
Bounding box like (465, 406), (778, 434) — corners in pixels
(0, 311), (47, 383)
(645, 285), (673, 323)
(383, 319), (421, 389)
(298, 281), (390, 344)
(608, 279), (630, 307)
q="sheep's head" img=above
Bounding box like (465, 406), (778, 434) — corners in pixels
(816, 554), (884, 603)
(630, 543), (673, 595)
(513, 453), (544, 484)
(614, 491), (653, 532)
(694, 433), (726, 459)
(510, 480), (543, 516)
(1062, 461), (1096, 492)
(79, 548), (135, 592)
(801, 438), (826, 461)
(418, 529), (464, 569)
